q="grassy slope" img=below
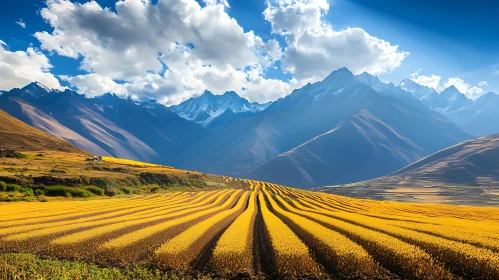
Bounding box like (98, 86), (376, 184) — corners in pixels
(0, 151), (237, 201)
(0, 109), (87, 154)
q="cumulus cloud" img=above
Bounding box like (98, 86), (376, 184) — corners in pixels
(31, 0), (407, 104)
(263, 0), (328, 35)
(441, 77), (487, 99)
(0, 42), (62, 91)
(15, 19), (26, 28)
(408, 69), (487, 99)
(263, 0), (408, 82)
(60, 74), (128, 98)
(478, 80), (488, 87)
(34, 0), (289, 104)
(409, 69), (441, 89)
(442, 77), (470, 93)
(467, 86), (483, 96)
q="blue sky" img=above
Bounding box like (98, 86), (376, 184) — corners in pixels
(0, 0), (497, 103)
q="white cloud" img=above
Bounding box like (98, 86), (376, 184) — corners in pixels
(34, 0), (288, 104)
(263, 0), (408, 82)
(0, 42), (62, 91)
(408, 69), (487, 99)
(60, 74), (128, 98)
(442, 77), (470, 93)
(15, 19), (26, 28)
(203, 0), (229, 7)
(441, 77), (486, 99)
(409, 69), (441, 89)
(467, 86), (483, 96)
(32, 0), (407, 104)
(263, 0), (328, 35)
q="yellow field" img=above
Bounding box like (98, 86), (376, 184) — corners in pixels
(2, 179), (499, 279)
(101, 156), (162, 167)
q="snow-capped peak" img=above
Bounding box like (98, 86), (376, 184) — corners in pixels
(21, 81), (51, 97)
(170, 90), (272, 124)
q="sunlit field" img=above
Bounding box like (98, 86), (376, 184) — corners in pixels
(101, 156), (162, 167)
(2, 179), (499, 279)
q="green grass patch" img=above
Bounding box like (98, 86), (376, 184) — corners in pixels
(0, 252), (192, 280)
(43, 186), (93, 198)
(84, 186), (105, 196)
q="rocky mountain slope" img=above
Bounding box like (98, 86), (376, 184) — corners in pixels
(181, 68), (471, 188)
(0, 83), (207, 165)
(0, 109), (86, 154)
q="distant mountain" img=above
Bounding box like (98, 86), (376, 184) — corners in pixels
(181, 68), (471, 188)
(448, 92), (499, 136)
(251, 109), (425, 188)
(170, 90), (271, 130)
(399, 79), (438, 106)
(401, 79), (499, 136)
(203, 109), (254, 131)
(401, 81), (472, 112)
(356, 72), (442, 113)
(0, 83), (208, 165)
(320, 134), (499, 206)
(0, 109), (87, 154)
(431, 86), (473, 112)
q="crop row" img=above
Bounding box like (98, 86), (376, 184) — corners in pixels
(1, 183), (499, 279)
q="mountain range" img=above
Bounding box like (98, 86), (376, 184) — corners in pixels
(170, 91), (271, 131)
(0, 109), (86, 154)
(0, 83), (206, 165)
(179, 68), (471, 188)
(3, 66), (498, 189)
(400, 79), (499, 136)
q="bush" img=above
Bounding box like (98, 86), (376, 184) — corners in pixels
(120, 187), (136, 195)
(34, 189), (45, 196)
(90, 177), (114, 189)
(0, 181), (6, 192)
(5, 184), (21, 192)
(20, 187), (34, 196)
(85, 186), (105, 196)
(14, 152), (28, 159)
(150, 186), (160, 193)
(105, 188), (119, 197)
(43, 186), (92, 198)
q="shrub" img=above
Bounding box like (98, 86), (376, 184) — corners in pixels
(34, 189), (45, 196)
(6, 184), (21, 192)
(14, 152), (28, 159)
(43, 186), (92, 198)
(105, 188), (119, 197)
(20, 187), (34, 196)
(85, 186), (105, 196)
(0, 181), (6, 192)
(150, 186), (160, 193)
(90, 177), (114, 189)
(120, 187), (137, 195)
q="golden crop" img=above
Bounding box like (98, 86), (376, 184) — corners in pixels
(101, 190), (242, 249)
(258, 193), (320, 277)
(154, 191), (251, 270)
(1, 180), (499, 279)
(210, 190), (258, 275)
(101, 156), (161, 167)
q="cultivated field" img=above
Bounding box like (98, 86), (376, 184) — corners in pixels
(2, 179), (499, 279)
